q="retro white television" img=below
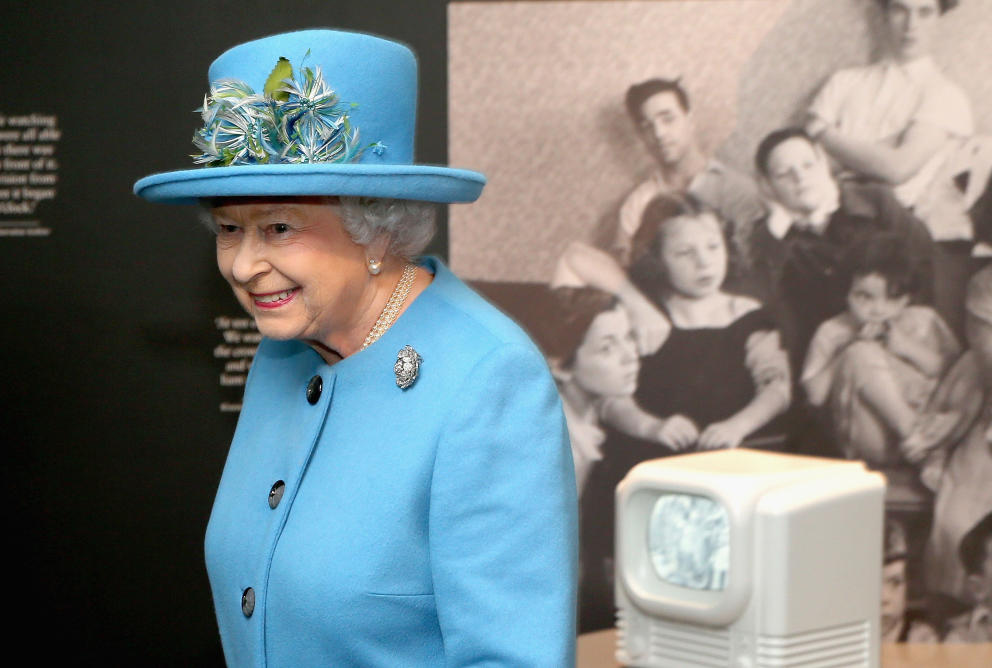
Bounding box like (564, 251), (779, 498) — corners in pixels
(615, 449), (886, 668)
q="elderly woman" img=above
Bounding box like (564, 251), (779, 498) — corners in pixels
(134, 30), (577, 666)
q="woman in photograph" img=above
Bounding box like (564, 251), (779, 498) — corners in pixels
(513, 284), (640, 632)
(541, 287), (641, 495)
(133, 29), (576, 667)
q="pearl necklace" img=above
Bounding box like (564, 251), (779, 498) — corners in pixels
(360, 263), (417, 351)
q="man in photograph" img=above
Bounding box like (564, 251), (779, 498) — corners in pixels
(555, 78), (764, 354)
(614, 78), (765, 265)
(804, 0), (992, 332)
(804, 0), (974, 240)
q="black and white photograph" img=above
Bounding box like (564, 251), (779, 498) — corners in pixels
(450, 0), (992, 643)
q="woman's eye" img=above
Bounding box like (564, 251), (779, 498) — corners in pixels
(593, 340), (614, 355)
(271, 223), (291, 235)
(218, 224), (240, 235)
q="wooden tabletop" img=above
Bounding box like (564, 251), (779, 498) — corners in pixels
(577, 628), (992, 667)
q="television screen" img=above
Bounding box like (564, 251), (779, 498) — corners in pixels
(647, 493), (729, 591)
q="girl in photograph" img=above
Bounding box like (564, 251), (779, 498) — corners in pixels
(601, 195), (792, 452)
(800, 232), (961, 489)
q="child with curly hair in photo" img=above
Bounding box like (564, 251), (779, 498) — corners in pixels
(801, 232), (961, 488)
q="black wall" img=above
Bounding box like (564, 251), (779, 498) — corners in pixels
(3, 1), (454, 662)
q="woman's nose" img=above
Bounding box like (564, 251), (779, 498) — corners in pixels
(621, 339), (639, 364)
(231, 234), (269, 283)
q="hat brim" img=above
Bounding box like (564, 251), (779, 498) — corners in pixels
(134, 163), (486, 204)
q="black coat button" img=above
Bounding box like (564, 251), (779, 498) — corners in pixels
(268, 480), (286, 509)
(241, 587), (255, 617)
(306, 375), (323, 404)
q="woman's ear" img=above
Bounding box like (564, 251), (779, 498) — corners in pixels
(366, 234), (392, 268)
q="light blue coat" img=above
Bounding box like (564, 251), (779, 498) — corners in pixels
(204, 257), (578, 666)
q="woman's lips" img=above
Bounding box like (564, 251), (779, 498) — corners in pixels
(251, 287), (299, 309)
(696, 274), (717, 287)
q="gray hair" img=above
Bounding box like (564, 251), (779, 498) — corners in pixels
(197, 196), (438, 259)
(338, 196), (437, 259)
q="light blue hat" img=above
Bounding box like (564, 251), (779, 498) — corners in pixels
(134, 29), (485, 204)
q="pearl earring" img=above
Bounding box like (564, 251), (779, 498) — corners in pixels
(367, 257), (382, 275)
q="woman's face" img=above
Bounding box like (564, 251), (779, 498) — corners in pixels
(212, 197), (373, 347)
(572, 306), (639, 397)
(885, 0), (942, 62)
(658, 213), (727, 299)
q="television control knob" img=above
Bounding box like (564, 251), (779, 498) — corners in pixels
(626, 634), (647, 660)
(733, 634), (752, 668)
(620, 616), (649, 661)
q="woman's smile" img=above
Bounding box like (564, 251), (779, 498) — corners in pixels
(250, 287), (300, 309)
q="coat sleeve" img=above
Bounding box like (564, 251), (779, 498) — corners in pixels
(428, 342), (578, 667)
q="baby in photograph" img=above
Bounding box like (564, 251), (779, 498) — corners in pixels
(801, 232), (961, 488)
(602, 195), (791, 451)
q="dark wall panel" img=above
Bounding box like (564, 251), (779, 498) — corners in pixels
(2, 2), (451, 662)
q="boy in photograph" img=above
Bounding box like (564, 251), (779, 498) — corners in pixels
(747, 127), (936, 372)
